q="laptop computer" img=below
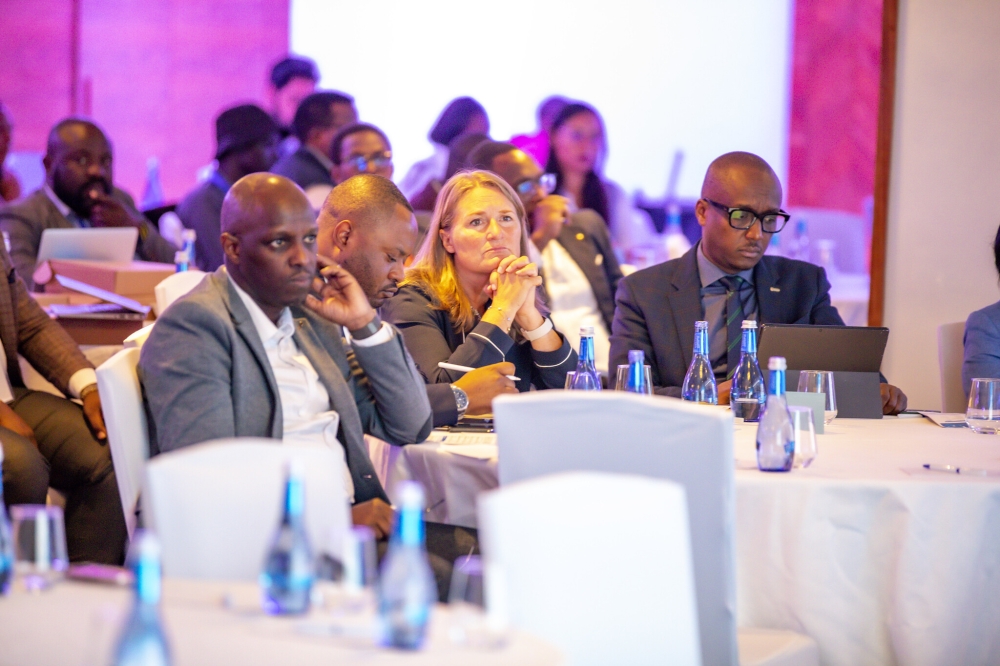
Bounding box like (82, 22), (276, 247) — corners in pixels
(757, 323), (889, 418)
(36, 227), (139, 267)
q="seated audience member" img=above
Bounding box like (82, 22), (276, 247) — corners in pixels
(963, 223), (1000, 396)
(176, 104), (278, 271)
(266, 56), (319, 154)
(0, 102), (21, 202)
(382, 170), (577, 391)
(510, 95), (570, 168)
(469, 140), (623, 374)
(409, 131), (490, 213)
(546, 102), (657, 258)
(140, 174), (477, 600)
(0, 244), (126, 564)
(0, 119), (177, 290)
(330, 123), (394, 185)
(609, 151), (908, 414)
(317, 174), (517, 426)
(397, 97), (490, 200)
(271, 91), (357, 208)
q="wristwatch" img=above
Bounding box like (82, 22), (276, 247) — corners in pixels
(349, 314), (382, 340)
(450, 384), (469, 421)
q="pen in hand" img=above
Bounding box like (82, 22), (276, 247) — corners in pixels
(438, 361), (520, 382)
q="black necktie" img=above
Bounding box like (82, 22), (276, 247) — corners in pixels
(720, 275), (748, 379)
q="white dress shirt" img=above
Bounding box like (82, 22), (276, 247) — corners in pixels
(540, 239), (611, 375)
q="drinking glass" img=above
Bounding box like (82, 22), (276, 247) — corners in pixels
(448, 555), (490, 647)
(10, 504), (68, 591)
(797, 371), (838, 424)
(789, 406), (818, 468)
(564, 371), (576, 389)
(966, 378), (1000, 434)
(614, 364), (653, 394)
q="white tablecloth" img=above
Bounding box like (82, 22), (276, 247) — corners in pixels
(0, 578), (561, 666)
(369, 418), (1000, 666)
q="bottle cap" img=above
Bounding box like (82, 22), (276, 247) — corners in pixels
(741, 320), (757, 329)
(397, 480), (425, 509)
(181, 228), (197, 241)
(628, 349), (644, 364)
(579, 326), (595, 336)
(287, 458), (305, 480)
(694, 320), (708, 330)
(174, 250), (189, 264)
(768, 356), (787, 371)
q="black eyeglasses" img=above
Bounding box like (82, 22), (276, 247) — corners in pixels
(704, 198), (790, 233)
(347, 151), (392, 172)
(515, 173), (557, 197)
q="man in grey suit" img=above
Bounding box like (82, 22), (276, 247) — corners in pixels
(469, 141), (624, 374)
(0, 119), (178, 290)
(610, 151), (908, 414)
(140, 173), (432, 536)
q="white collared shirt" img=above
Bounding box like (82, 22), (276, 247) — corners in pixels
(228, 274), (356, 501)
(539, 239), (611, 375)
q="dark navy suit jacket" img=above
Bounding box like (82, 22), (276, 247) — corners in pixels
(609, 246), (845, 397)
(270, 146), (333, 190)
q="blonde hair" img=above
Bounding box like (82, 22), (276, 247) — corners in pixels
(403, 170), (535, 332)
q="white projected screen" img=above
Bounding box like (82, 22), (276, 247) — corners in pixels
(291, 0), (793, 201)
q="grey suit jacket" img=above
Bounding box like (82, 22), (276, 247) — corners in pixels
(271, 147), (333, 190)
(610, 245), (845, 397)
(138, 269), (433, 504)
(0, 243), (92, 393)
(546, 209), (624, 331)
(963, 299), (1000, 397)
(0, 188), (178, 291)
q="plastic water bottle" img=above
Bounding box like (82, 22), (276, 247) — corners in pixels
(570, 326), (602, 391)
(173, 250), (189, 273)
(663, 203), (691, 260)
(730, 320), (766, 422)
(260, 459), (314, 615)
(626, 349), (646, 394)
(793, 219), (809, 262)
(756, 357), (795, 472)
(0, 445), (13, 596)
(681, 321), (717, 404)
(378, 481), (435, 650)
(140, 157), (165, 210)
(112, 530), (171, 666)
(181, 229), (197, 269)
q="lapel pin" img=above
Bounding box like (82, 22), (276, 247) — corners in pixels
(595, 254), (604, 266)
(575, 232), (585, 241)
(770, 287), (781, 292)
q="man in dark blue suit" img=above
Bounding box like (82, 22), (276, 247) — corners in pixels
(609, 151), (907, 414)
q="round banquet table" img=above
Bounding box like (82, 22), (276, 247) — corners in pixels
(367, 417), (1000, 666)
(0, 578), (561, 666)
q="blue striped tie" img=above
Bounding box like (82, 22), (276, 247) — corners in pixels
(720, 275), (747, 380)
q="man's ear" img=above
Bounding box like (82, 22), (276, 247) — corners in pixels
(42, 152), (53, 176)
(694, 199), (709, 229)
(221, 232), (240, 264)
(334, 218), (354, 249)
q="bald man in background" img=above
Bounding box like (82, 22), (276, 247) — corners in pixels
(609, 151), (907, 414)
(139, 173), (432, 536)
(317, 174), (518, 427)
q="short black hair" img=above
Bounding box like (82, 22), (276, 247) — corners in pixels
(994, 222), (1000, 278)
(292, 91), (355, 142)
(270, 56), (318, 89)
(329, 123), (391, 165)
(467, 140), (519, 172)
(429, 97), (487, 146)
(322, 173), (413, 229)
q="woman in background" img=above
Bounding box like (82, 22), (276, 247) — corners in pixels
(545, 101), (655, 258)
(962, 223), (1000, 396)
(383, 170), (576, 393)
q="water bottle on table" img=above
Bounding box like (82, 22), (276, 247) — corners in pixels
(625, 349), (650, 394)
(378, 481), (436, 649)
(181, 229), (197, 268)
(261, 459), (314, 615)
(756, 356), (795, 472)
(112, 530), (171, 666)
(681, 320), (717, 404)
(730, 320), (766, 422)
(569, 326), (602, 391)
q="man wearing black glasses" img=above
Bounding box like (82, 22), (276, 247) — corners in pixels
(330, 123), (394, 185)
(609, 151), (907, 414)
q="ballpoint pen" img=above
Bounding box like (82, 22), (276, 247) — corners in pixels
(438, 361), (520, 382)
(923, 464), (990, 476)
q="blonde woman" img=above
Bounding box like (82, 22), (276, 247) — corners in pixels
(382, 170), (577, 394)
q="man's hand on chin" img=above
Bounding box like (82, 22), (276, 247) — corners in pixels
(304, 257), (377, 330)
(880, 383), (908, 415)
(351, 498), (395, 540)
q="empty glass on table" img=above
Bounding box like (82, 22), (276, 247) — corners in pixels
(789, 406), (818, 468)
(797, 370), (838, 424)
(10, 504), (68, 591)
(966, 378), (1000, 434)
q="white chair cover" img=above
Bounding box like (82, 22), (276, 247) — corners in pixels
(123, 323), (154, 350)
(937, 321), (968, 412)
(477, 471), (702, 666)
(143, 439), (351, 581)
(154, 269), (206, 316)
(495, 391), (738, 665)
(95, 347), (148, 539)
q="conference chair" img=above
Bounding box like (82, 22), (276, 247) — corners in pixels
(143, 439), (351, 581)
(153, 269), (206, 316)
(478, 471), (702, 666)
(95, 347), (148, 539)
(123, 323), (154, 350)
(493, 391), (819, 666)
(937, 321), (968, 412)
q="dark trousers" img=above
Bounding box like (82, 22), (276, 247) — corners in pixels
(377, 522), (479, 603)
(1, 388), (127, 564)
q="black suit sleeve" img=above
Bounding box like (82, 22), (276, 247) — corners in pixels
(610, 277), (682, 398)
(809, 266), (847, 326)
